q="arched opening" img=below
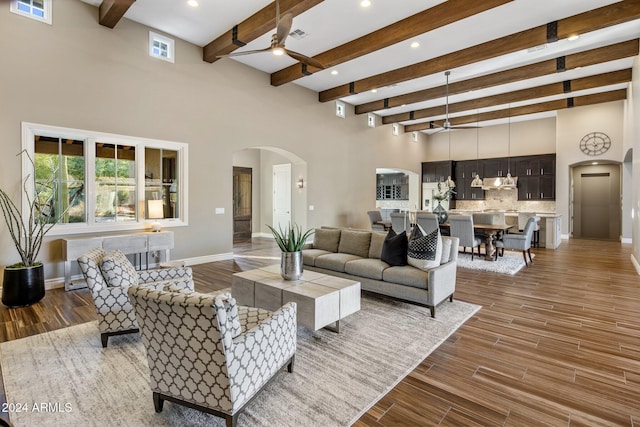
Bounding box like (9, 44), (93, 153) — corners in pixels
(232, 147), (308, 243)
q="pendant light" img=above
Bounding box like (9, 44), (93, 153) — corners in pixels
(444, 129), (456, 188)
(503, 104), (516, 187)
(470, 111), (483, 187)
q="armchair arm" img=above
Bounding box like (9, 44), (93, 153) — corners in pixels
(426, 260), (457, 307)
(137, 266), (193, 283)
(226, 302), (297, 411)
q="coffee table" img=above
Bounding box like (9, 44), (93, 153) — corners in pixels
(231, 264), (360, 333)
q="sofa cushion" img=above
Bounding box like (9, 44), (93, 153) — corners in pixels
(302, 249), (332, 266)
(440, 237), (453, 264)
(407, 225), (442, 270)
(100, 250), (139, 287)
(315, 253), (363, 272)
(380, 229), (408, 266)
(338, 230), (372, 258)
(345, 258), (389, 280)
(382, 266), (429, 290)
(368, 231), (386, 259)
(313, 228), (342, 252)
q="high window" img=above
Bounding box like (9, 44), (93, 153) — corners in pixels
(149, 31), (175, 63)
(10, 0), (51, 24)
(22, 122), (188, 235)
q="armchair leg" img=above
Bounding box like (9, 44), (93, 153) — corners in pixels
(429, 306), (435, 318)
(449, 294), (454, 302)
(153, 392), (164, 413)
(528, 248), (533, 264)
(522, 250), (528, 266)
(101, 334), (109, 348)
(226, 414), (238, 427)
(287, 355), (295, 373)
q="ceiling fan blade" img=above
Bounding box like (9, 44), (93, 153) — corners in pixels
(286, 49), (325, 69)
(217, 47), (272, 59)
(276, 12), (293, 46)
(451, 125), (481, 129)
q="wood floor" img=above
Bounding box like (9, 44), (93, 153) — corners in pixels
(1, 238), (639, 426)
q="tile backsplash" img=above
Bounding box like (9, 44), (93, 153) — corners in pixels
(455, 189), (556, 213)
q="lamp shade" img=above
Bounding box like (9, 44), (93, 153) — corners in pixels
(148, 200), (164, 232)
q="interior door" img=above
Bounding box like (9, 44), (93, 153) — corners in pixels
(572, 164), (621, 241)
(233, 167), (252, 241)
(273, 163), (292, 231)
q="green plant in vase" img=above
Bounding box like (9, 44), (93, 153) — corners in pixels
(267, 223), (314, 280)
(432, 181), (456, 224)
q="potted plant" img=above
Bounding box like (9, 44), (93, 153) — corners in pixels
(0, 151), (66, 307)
(432, 180), (456, 224)
(267, 223), (314, 281)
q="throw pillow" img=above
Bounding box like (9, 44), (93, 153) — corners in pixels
(338, 229), (372, 258)
(380, 228), (408, 266)
(407, 225), (443, 270)
(313, 228), (342, 252)
(368, 231), (387, 259)
(100, 250), (139, 287)
(440, 237), (453, 264)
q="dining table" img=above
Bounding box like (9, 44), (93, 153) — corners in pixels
(440, 222), (514, 261)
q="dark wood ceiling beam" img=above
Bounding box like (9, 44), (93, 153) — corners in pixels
(269, 0), (512, 86)
(319, 0), (640, 102)
(383, 69), (632, 124)
(356, 39), (639, 114)
(404, 89), (627, 132)
(99, 0), (135, 29)
(203, 0), (324, 63)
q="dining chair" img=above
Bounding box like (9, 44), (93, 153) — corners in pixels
(518, 212), (541, 247)
(495, 216), (539, 265)
(390, 212), (411, 234)
(448, 215), (482, 260)
(415, 212), (439, 235)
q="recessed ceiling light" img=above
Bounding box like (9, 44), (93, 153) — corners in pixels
(371, 89), (377, 93)
(331, 70), (338, 75)
(272, 47), (285, 56)
(410, 41), (420, 48)
(592, 162), (598, 165)
(360, 0), (371, 8)
(187, 0), (198, 7)
(568, 34), (580, 41)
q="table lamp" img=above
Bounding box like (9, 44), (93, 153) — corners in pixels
(148, 200), (164, 232)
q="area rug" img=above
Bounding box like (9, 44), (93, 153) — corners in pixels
(456, 250), (534, 275)
(0, 295), (479, 427)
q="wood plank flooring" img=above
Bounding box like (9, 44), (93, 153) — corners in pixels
(1, 238), (638, 426)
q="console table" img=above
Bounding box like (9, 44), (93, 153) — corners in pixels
(61, 231), (174, 291)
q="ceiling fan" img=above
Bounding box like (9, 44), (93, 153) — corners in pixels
(217, 0), (324, 69)
(430, 71), (480, 132)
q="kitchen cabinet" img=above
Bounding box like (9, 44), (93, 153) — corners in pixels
(376, 173), (408, 200)
(453, 160), (484, 200)
(482, 157), (510, 177)
(513, 154), (555, 200)
(422, 161), (453, 183)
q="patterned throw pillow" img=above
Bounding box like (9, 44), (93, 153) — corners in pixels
(407, 224), (443, 270)
(380, 228), (408, 266)
(100, 250), (139, 287)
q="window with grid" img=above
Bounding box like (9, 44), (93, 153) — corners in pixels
(10, 0), (51, 24)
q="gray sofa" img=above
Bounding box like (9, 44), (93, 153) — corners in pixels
(302, 228), (459, 317)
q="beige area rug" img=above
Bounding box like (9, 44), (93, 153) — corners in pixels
(0, 295), (479, 427)
(456, 249), (534, 275)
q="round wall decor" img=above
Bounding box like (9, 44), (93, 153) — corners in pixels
(579, 132), (611, 156)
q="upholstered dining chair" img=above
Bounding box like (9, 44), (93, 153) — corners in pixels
(390, 212), (411, 234)
(128, 286), (297, 427)
(367, 210), (390, 231)
(415, 212), (439, 235)
(448, 215), (482, 260)
(495, 216), (539, 265)
(77, 248), (194, 347)
(518, 212), (541, 247)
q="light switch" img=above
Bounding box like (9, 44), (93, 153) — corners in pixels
(309, 205), (315, 211)
(215, 208), (224, 214)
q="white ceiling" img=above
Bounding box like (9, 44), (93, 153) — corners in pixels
(81, 0), (639, 131)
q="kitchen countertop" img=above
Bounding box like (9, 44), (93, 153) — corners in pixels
(449, 210), (561, 218)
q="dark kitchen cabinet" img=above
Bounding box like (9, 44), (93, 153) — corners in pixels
(453, 160), (484, 200)
(422, 161), (453, 183)
(513, 154), (555, 200)
(482, 157), (510, 177)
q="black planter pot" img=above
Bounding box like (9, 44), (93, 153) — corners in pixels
(2, 264), (45, 307)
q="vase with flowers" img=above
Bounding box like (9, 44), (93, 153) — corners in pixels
(432, 181), (456, 224)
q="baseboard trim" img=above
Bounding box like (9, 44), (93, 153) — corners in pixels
(631, 253), (640, 276)
(621, 237), (632, 244)
(561, 234), (570, 240)
(252, 232), (274, 239)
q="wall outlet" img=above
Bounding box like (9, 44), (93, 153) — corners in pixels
(215, 208), (224, 214)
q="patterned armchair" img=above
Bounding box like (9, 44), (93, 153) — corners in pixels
(77, 248), (194, 347)
(128, 286), (297, 427)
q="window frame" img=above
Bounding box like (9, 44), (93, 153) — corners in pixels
(148, 31), (175, 63)
(10, 0), (52, 25)
(21, 122), (188, 236)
